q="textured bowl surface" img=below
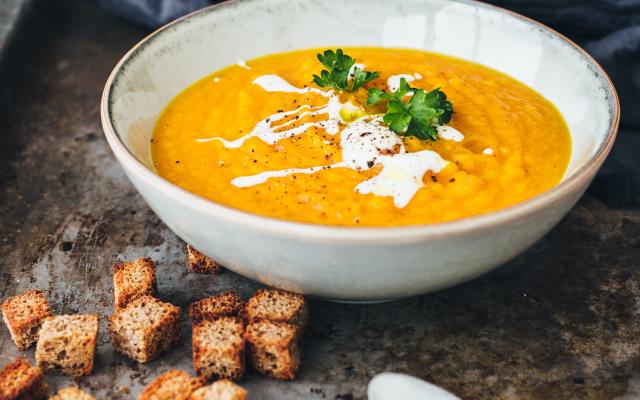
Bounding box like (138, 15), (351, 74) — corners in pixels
(101, 0), (619, 301)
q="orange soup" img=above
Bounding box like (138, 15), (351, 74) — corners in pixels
(151, 48), (571, 226)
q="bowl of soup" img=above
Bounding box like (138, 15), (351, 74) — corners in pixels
(101, 0), (619, 301)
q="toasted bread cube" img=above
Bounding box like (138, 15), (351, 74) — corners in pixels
(140, 369), (204, 400)
(35, 314), (99, 377)
(0, 357), (48, 400)
(187, 245), (222, 274)
(108, 295), (181, 363)
(49, 387), (95, 400)
(189, 379), (247, 400)
(192, 316), (245, 381)
(113, 257), (157, 309)
(188, 292), (244, 324)
(245, 321), (300, 380)
(245, 289), (308, 329)
(1, 289), (52, 350)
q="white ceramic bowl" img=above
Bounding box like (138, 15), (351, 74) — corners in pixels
(101, 0), (619, 301)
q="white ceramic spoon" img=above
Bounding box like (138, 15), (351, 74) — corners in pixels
(368, 372), (461, 400)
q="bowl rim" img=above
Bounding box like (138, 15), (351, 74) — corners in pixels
(101, 0), (620, 241)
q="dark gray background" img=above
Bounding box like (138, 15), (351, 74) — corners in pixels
(0, 0), (639, 399)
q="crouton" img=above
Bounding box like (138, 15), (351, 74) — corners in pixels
(187, 245), (222, 274)
(1, 289), (52, 350)
(139, 369), (204, 400)
(0, 357), (48, 400)
(113, 257), (157, 309)
(245, 320), (300, 380)
(188, 292), (244, 324)
(245, 289), (308, 330)
(192, 316), (245, 381)
(108, 295), (181, 363)
(189, 379), (247, 400)
(35, 314), (99, 377)
(49, 387), (95, 400)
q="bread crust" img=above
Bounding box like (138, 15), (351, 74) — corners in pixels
(139, 369), (205, 400)
(187, 245), (222, 274)
(1, 289), (52, 350)
(49, 387), (95, 400)
(245, 289), (308, 330)
(188, 292), (244, 325)
(113, 257), (157, 309)
(192, 316), (246, 381)
(108, 295), (182, 363)
(189, 379), (247, 400)
(35, 314), (99, 377)
(0, 357), (48, 400)
(244, 320), (300, 380)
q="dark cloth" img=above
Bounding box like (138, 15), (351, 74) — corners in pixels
(97, 0), (210, 28)
(98, 0), (640, 206)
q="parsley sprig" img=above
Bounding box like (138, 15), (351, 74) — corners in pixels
(367, 78), (453, 141)
(312, 49), (379, 92)
(310, 49), (454, 141)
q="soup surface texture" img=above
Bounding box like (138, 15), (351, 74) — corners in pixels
(152, 48), (571, 226)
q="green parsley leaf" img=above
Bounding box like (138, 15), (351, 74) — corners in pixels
(367, 78), (453, 141)
(312, 49), (379, 92)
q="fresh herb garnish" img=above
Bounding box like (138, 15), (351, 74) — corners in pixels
(367, 78), (453, 141)
(310, 49), (453, 140)
(312, 49), (379, 92)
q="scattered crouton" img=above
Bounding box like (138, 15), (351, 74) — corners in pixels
(245, 289), (308, 330)
(187, 245), (222, 274)
(192, 316), (245, 381)
(188, 292), (244, 324)
(189, 379), (247, 400)
(113, 257), (157, 309)
(49, 386), (95, 400)
(139, 369), (204, 400)
(245, 320), (300, 380)
(108, 295), (181, 363)
(35, 314), (99, 377)
(1, 289), (52, 350)
(0, 356), (48, 400)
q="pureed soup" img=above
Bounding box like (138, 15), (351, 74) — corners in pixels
(152, 48), (571, 226)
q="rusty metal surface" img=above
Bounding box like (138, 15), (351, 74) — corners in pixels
(1, 1), (640, 399)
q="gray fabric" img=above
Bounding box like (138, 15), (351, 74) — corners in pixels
(97, 0), (210, 27)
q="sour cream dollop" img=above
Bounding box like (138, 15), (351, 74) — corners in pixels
(387, 72), (423, 92)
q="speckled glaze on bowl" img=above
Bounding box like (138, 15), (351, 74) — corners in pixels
(101, 0), (619, 301)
